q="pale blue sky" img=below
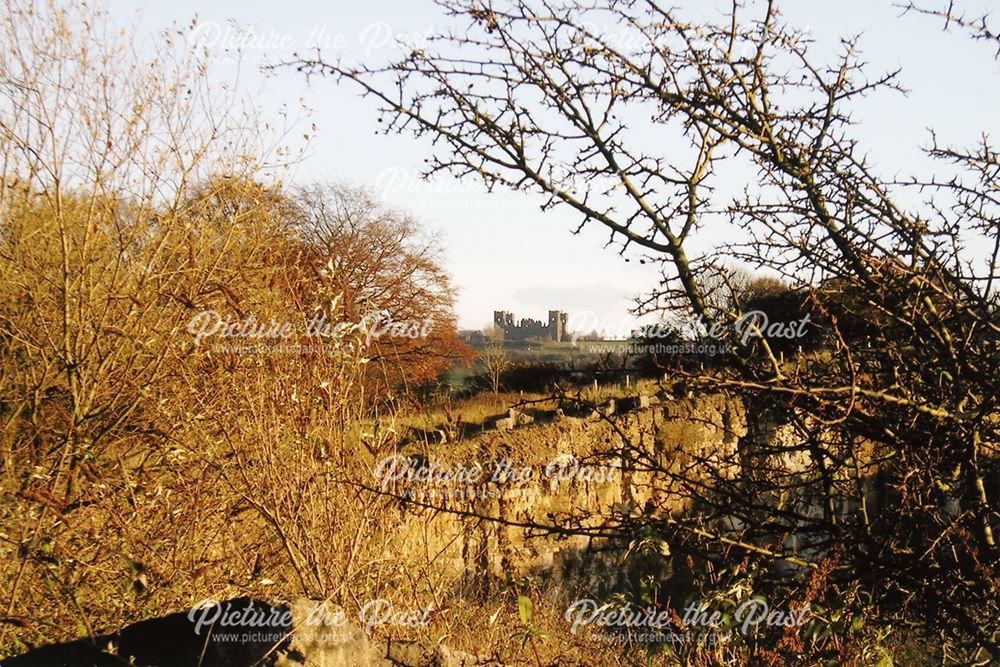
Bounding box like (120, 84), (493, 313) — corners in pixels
(107, 0), (998, 332)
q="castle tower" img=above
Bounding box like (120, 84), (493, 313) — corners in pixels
(548, 310), (566, 342)
(494, 310), (514, 332)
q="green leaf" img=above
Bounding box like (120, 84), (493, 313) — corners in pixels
(517, 595), (532, 625)
(874, 652), (893, 667)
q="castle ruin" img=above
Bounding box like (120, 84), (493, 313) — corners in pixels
(493, 310), (568, 342)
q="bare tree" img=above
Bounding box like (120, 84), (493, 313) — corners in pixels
(0, 1), (397, 651)
(480, 327), (512, 395)
(296, 0), (999, 660)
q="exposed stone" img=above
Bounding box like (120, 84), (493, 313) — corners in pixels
(382, 641), (492, 667)
(639, 394), (660, 408)
(397, 394), (754, 600)
(554, 407), (585, 426)
(511, 408), (533, 426)
(275, 598), (378, 666)
(495, 408), (533, 431)
(494, 416), (515, 431)
(589, 398), (616, 420)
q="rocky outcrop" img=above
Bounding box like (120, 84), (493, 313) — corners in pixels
(395, 393), (751, 600)
(392, 390), (885, 600)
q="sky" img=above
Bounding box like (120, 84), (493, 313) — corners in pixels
(105, 0), (999, 333)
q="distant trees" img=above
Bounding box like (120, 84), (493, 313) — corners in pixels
(304, 0), (999, 659)
(292, 184), (474, 398)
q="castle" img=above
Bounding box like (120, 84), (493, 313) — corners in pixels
(494, 310), (569, 342)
